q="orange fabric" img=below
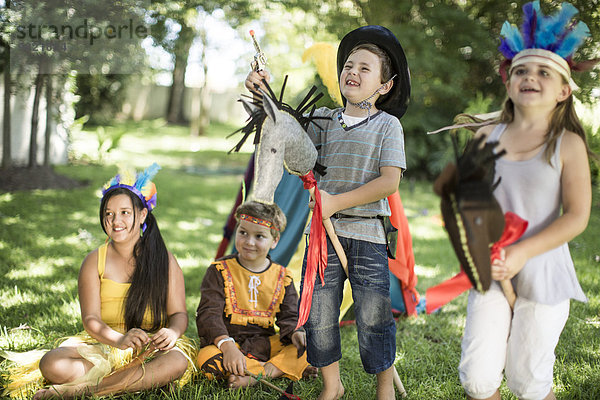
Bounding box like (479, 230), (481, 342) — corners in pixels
(196, 335), (308, 381)
(387, 191), (420, 316)
(297, 171), (328, 329)
(215, 258), (291, 328)
(425, 271), (473, 314)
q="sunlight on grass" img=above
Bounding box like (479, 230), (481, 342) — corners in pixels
(70, 211), (97, 225)
(1, 285), (43, 308)
(216, 202), (235, 215)
(414, 264), (441, 278)
(409, 220), (447, 240)
(177, 218), (214, 231)
(0, 192), (13, 203)
(6, 262), (55, 279)
(0, 326), (47, 350)
(177, 256), (203, 270)
(3, 216), (20, 225)
(208, 233), (222, 244)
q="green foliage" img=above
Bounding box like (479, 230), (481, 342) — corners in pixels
(74, 74), (130, 126)
(2, 121), (600, 399)
(586, 124), (600, 184)
(94, 126), (126, 163)
(284, 0), (600, 179)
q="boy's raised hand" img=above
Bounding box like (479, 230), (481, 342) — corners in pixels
(245, 70), (271, 94)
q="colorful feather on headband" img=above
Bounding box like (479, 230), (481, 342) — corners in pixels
(102, 163), (161, 211)
(499, 1), (590, 62)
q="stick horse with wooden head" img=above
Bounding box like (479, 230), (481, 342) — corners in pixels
(230, 33), (348, 332)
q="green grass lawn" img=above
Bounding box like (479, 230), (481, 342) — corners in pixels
(1, 119), (599, 399)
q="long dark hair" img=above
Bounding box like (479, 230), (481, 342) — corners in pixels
(99, 188), (169, 332)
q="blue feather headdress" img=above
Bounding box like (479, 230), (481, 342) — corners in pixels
(498, 1), (591, 88)
(102, 163), (161, 212)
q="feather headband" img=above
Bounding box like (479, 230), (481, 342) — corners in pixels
(102, 163), (161, 212)
(499, 1), (590, 89)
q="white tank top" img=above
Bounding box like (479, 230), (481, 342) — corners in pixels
(488, 124), (586, 304)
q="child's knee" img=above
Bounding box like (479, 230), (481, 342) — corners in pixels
(38, 351), (54, 376)
(170, 351), (190, 378)
(459, 363), (502, 399)
(505, 368), (553, 400)
(196, 346), (226, 380)
(38, 349), (75, 383)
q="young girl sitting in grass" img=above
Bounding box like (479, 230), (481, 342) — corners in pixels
(2, 164), (197, 399)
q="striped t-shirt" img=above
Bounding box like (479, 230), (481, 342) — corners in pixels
(305, 107), (406, 244)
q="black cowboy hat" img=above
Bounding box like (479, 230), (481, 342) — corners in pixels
(433, 136), (506, 292)
(337, 25), (411, 120)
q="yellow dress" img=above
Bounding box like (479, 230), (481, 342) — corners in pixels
(1, 243), (197, 398)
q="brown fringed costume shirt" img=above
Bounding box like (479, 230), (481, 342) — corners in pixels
(195, 255), (302, 361)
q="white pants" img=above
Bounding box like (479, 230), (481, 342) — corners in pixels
(459, 287), (570, 400)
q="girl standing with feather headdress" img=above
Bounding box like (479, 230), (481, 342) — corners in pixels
(1, 164), (197, 399)
(459, 2), (595, 399)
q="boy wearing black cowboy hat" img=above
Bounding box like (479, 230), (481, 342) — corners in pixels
(246, 24), (410, 400)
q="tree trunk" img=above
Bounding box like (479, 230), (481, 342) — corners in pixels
(2, 0), (11, 169)
(29, 62), (46, 168)
(44, 73), (53, 167)
(190, 27), (209, 136)
(166, 24), (194, 124)
(2, 49), (11, 169)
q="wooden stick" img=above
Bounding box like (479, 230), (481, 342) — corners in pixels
(392, 366), (407, 398)
(500, 279), (516, 309)
(244, 370), (301, 400)
(323, 217), (348, 275)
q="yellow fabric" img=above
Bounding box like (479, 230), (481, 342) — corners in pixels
(215, 258), (291, 328)
(196, 334), (308, 382)
(302, 43), (344, 106)
(1, 244), (195, 398)
(98, 243), (153, 333)
(1, 333), (198, 398)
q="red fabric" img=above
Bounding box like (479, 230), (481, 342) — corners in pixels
(490, 212), (528, 262)
(387, 191), (420, 316)
(425, 272), (473, 314)
(425, 211), (528, 314)
(296, 171), (328, 329)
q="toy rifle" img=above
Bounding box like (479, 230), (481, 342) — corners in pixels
(249, 30), (267, 72)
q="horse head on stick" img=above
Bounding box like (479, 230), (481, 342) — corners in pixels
(229, 77), (327, 204)
(230, 77), (347, 333)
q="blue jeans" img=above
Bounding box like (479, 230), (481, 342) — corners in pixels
(300, 236), (396, 374)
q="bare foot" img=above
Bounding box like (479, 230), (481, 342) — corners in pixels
(303, 365), (319, 380)
(227, 374), (257, 389)
(33, 383), (89, 399)
(317, 382), (345, 400)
